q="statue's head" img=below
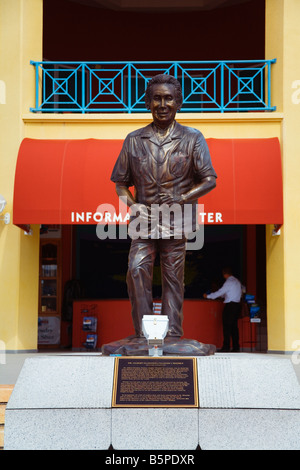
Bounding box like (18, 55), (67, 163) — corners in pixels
(145, 74), (183, 129)
(145, 74), (183, 111)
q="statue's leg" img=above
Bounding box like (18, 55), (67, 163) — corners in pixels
(159, 238), (186, 337)
(126, 238), (157, 337)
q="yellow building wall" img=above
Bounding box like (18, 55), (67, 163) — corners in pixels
(266, 0), (300, 352)
(22, 112), (283, 140)
(0, 0), (42, 351)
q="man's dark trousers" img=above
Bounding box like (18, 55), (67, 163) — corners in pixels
(222, 301), (241, 351)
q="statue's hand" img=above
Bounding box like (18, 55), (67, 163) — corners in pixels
(159, 193), (184, 205)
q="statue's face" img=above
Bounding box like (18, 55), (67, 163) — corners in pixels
(150, 83), (180, 129)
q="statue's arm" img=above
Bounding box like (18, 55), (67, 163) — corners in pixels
(182, 176), (217, 203)
(115, 182), (136, 207)
(159, 176), (216, 205)
(116, 176), (216, 207)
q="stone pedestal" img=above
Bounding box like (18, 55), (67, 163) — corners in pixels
(4, 354), (300, 450)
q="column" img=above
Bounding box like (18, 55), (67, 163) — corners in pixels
(0, 0), (43, 351)
(265, 0), (300, 352)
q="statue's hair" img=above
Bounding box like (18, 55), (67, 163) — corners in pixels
(145, 74), (183, 110)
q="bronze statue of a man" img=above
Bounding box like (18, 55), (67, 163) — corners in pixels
(111, 74), (217, 339)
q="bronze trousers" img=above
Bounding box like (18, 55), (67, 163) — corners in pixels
(127, 237), (186, 338)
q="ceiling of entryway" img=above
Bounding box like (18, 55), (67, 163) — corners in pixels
(67, 0), (251, 11)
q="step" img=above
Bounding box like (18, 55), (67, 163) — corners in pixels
(0, 385), (14, 450)
(0, 428), (3, 449)
(0, 385), (14, 403)
(0, 405), (6, 424)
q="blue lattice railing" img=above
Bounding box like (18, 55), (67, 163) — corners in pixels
(30, 60), (276, 113)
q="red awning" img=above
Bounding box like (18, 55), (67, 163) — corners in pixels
(13, 137), (283, 227)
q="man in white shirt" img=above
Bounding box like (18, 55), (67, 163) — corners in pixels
(204, 267), (242, 352)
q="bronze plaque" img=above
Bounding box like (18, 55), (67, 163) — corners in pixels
(112, 357), (198, 408)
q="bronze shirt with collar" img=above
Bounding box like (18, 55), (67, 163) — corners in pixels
(111, 121), (217, 236)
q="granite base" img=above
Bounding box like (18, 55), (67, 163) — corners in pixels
(4, 354), (300, 450)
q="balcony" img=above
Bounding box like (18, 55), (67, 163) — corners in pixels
(30, 60), (276, 114)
